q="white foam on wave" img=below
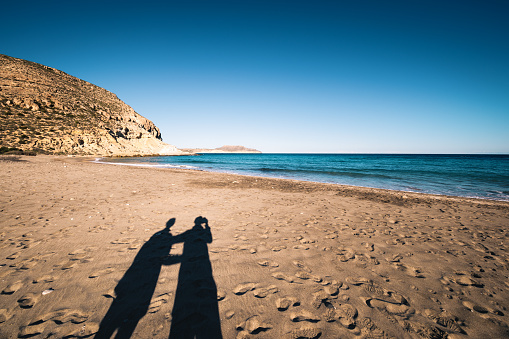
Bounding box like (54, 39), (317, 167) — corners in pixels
(93, 158), (198, 170)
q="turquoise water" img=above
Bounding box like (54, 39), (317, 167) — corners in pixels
(99, 154), (509, 201)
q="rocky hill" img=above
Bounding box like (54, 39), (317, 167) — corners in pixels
(0, 54), (181, 156)
(181, 145), (261, 154)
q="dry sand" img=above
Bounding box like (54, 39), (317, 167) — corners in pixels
(1, 155), (508, 339)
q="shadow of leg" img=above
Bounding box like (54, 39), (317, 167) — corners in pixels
(169, 217), (222, 339)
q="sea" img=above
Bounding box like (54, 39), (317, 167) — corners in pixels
(97, 154), (509, 201)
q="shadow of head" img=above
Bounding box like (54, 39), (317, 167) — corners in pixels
(166, 218), (176, 229)
(194, 216), (208, 227)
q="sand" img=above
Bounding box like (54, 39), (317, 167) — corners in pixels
(0, 155), (508, 339)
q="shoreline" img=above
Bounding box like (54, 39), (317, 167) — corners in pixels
(92, 155), (509, 206)
(1, 155), (508, 338)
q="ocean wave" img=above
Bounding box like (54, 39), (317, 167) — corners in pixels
(257, 167), (395, 180)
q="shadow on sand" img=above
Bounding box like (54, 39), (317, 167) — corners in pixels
(95, 216), (222, 339)
(169, 216), (222, 339)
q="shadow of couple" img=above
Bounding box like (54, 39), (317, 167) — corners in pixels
(95, 216), (222, 339)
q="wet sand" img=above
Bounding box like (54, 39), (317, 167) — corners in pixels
(1, 155), (508, 338)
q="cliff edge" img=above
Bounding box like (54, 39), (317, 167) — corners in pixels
(0, 54), (181, 156)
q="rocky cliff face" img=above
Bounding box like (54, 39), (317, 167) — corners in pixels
(0, 54), (181, 156)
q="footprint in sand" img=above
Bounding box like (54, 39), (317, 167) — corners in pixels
(69, 253), (92, 262)
(386, 238), (406, 245)
(19, 258), (40, 270)
(60, 260), (77, 270)
(252, 285), (279, 298)
(2, 280), (23, 294)
(359, 281), (409, 305)
(323, 281), (342, 296)
(102, 288), (116, 299)
(293, 244), (311, 250)
(290, 310), (321, 323)
(69, 248), (87, 256)
(456, 270), (482, 278)
(88, 267), (115, 278)
(362, 297), (415, 318)
(236, 315), (272, 335)
(127, 243), (141, 250)
(110, 238), (137, 245)
(53, 309), (89, 324)
(310, 290), (331, 309)
(52, 322), (100, 338)
(0, 309), (12, 323)
(356, 316), (387, 336)
(271, 272), (297, 284)
(292, 260), (312, 273)
(462, 300), (502, 316)
(345, 276), (371, 286)
(217, 290), (226, 301)
(89, 225), (112, 233)
(362, 254), (380, 265)
(233, 282), (257, 295)
(362, 242), (375, 252)
(448, 275), (484, 287)
(19, 323), (46, 338)
(29, 310), (67, 325)
(334, 304), (358, 329)
(393, 263), (426, 278)
(399, 319), (446, 339)
(387, 253), (403, 263)
(210, 247), (230, 253)
(323, 308), (339, 322)
(17, 293), (39, 308)
(148, 293), (171, 313)
(295, 271), (322, 283)
(338, 303), (358, 319)
(337, 248), (356, 262)
(287, 326), (321, 339)
(299, 238), (316, 245)
(362, 282), (392, 298)
(423, 309), (465, 334)
(276, 297), (300, 311)
(6, 251), (20, 260)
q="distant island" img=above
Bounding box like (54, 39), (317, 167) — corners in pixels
(0, 54), (259, 156)
(181, 145), (261, 154)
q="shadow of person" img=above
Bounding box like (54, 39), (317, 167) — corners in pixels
(96, 218), (179, 339)
(169, 216), (222, 339)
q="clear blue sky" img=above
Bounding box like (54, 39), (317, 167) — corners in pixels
(2, 0), (508, 153)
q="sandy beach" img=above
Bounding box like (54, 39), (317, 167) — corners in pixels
(1, 155), (508, 338)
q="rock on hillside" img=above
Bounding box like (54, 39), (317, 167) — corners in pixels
(0, 54), (181, 156)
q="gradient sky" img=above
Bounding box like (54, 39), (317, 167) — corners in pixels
(2, 0), (508, 153)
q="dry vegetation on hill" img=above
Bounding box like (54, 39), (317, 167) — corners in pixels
(0, 54), (179, 156)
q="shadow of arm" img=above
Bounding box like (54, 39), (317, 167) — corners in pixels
(204, 225), (213, 243)
(171, 231), (188, 245)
